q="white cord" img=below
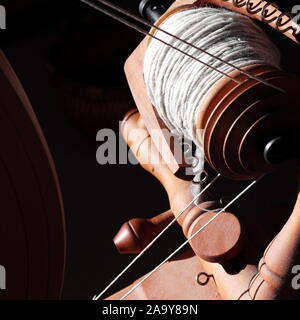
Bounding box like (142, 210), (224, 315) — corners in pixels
(93, 173), (221, 300)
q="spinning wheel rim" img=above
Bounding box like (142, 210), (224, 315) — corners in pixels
(0, 52), (66, 299)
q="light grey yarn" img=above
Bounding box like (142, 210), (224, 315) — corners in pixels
(143, 7), (281, 161)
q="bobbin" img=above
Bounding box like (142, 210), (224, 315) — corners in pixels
(125, 0), (300, 181)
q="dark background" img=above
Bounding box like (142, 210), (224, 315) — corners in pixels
(0, 0), (181, 299)
(0, 0), (300, 300)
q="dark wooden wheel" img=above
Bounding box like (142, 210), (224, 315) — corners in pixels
(0, 52), (66, 299)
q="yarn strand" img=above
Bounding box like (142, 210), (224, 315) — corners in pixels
(81, 0), (284, 92)
(144, 7), (281, 149)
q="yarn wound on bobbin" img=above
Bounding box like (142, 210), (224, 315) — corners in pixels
(143, 7), (281, 181)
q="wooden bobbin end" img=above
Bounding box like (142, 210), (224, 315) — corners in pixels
(188, 211), (243, 263)
(198, 65), (300, 180)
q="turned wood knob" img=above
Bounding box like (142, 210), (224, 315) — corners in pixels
(187, 211), (243, 263)
(113, 210), (174, 254)
(248, 185), (300, 299)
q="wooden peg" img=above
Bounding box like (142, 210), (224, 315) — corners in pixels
(113, 210), (174, 254)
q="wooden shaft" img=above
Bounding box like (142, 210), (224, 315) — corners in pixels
(121, 109), (193, 225)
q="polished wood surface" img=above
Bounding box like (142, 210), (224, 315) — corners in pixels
(108, 248), (221, 300)
(111, 107), (299, 300)
(113, 209), (174, 254)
